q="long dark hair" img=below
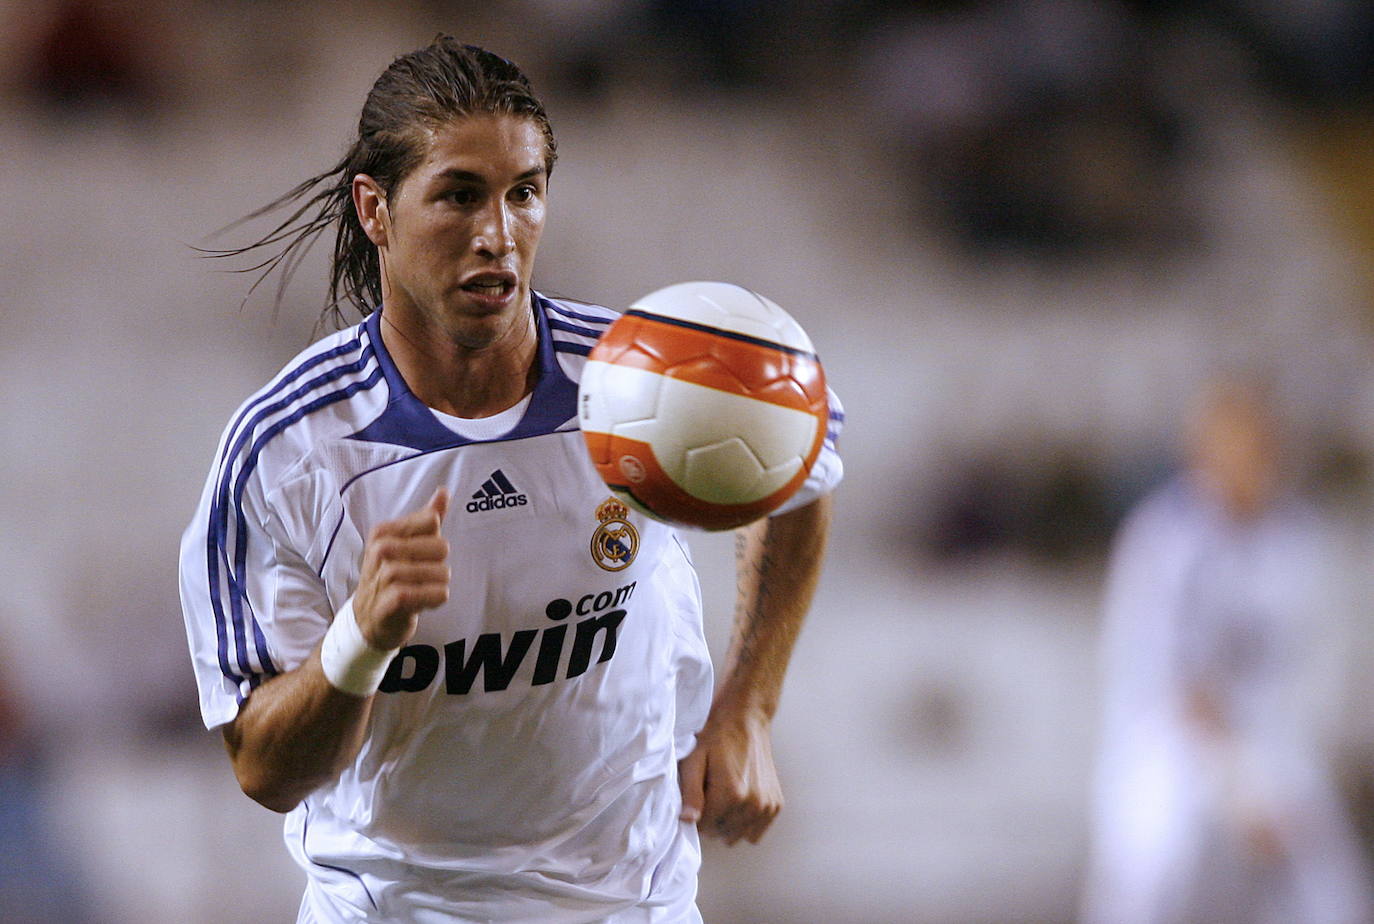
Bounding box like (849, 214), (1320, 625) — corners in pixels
(209, 37), (556, 328)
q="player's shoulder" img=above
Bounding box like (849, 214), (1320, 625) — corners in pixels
(1107, 475), (1183, 552)
(538, 292), (620, 379)
(212, 317), (387, 482)
(540, 292), (621, 327)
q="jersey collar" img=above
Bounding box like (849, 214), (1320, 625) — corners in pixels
(349, 293), (579, 451)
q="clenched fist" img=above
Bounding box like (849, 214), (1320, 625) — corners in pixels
(352, 489), (452, 651)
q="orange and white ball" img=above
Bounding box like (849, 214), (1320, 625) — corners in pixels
(578, 281), (828, 531)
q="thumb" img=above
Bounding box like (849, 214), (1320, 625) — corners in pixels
(428, 488), (450, 525)
(678, 748), (706, 824)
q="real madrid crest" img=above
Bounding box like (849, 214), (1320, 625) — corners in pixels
(590, 497), (639, 572)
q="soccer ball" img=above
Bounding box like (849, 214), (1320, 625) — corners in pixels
(578, 281), (829, 531)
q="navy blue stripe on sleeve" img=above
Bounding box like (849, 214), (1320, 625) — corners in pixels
(552, 341), (593, 356)
(544, 298), (619, 326)
(548, 317), (606, 340)
(205, 331), (381, 695)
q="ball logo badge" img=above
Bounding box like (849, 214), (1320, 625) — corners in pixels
(618, 455), (647, 483)
(590, 497), (639, 572)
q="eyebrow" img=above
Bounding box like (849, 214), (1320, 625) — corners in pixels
(437, 166), (546, 185)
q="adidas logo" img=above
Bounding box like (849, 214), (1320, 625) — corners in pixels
(466, 469), (529, 512)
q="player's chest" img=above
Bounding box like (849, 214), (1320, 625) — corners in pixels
(324, 432), (666, 630)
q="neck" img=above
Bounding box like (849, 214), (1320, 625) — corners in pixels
(379, 302), (540, 419)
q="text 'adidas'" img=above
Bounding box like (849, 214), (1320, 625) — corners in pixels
(467, 469), (529, 513)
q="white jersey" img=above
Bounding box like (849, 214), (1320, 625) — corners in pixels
(1082, 477), (1371, 924)
(179, 293), (844, 923)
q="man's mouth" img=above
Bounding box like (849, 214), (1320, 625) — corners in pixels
(461, 272), (517, 298)
(464, 281), (511, 295)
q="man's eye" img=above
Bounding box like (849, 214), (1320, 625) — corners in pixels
(448, 189), (478, 205)
(511, 185), (537, 203)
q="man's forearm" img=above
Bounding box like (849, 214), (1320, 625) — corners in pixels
(221, 646), (373, 813)
(717, 494), (832, 717)
(223, 490), (451, 813)
(676, 494), (832, 843)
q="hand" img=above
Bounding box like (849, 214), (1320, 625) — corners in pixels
(352, 489), (451, 650)
(1241, 813), (1286, 865)
(1185, 688), (1228, 738)
(1229, 789), (1287, 866)
(678, 705), (782, 845)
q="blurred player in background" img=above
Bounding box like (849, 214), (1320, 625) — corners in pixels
(178, 37), (841, 923)
(1081, 377), (1371, 924)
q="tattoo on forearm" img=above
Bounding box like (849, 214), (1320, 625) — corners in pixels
(733, 523), (778, 662)
(734, 530), (748, 604)
(724, 499), (829, 709)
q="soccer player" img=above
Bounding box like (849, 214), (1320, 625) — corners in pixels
(179, 38), (842, 923)
(1081, 378), (1370, 923)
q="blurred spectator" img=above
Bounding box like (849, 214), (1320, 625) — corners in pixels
(916, 445), (1122, 565)
(0, 661), (96, 924)
(526, 0), (824, 99)
(856, 0), (1197, 259)
(20, 0), (165, 120)
(1208, 0), (1374, 104)
(644, 0), (775, 90)
(1081, 377), (1373, 923)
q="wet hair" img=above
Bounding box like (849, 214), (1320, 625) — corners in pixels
(209, 36), (556, 327)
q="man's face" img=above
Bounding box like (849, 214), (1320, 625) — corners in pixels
(1191, 396), (1279, 520)
(378, 114), (548, 350)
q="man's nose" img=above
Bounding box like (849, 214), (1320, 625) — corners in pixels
(474, 200), (514, 257)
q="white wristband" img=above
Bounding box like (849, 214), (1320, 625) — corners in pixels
(320, 598), (397, 697)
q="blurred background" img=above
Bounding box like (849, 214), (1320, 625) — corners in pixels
(3, 0), (1374, 921)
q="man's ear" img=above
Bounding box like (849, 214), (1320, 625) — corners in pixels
(353, 174), (390, 247)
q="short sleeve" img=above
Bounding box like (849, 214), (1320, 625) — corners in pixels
(771, 386), (844, 516)
(178, 450), (334, 730)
